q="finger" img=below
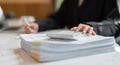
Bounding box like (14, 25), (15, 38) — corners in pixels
(71, 27), (79, 32)
(87, 27), (93, 36)
(87, 27), (96, 36)
(77, 24), (84, 32)
(25, 29), (31, 34)
(82, 25), (90, 34)
(25, 27), (32, 34)
(92, 31), (96, 35)
(23, 23), (27, 28)
(23, 22), (29, 27)
(23, 23), (33, 34)
(31, 23), (39, 32)
(23, 23), (31, 30)
(27, 23), (39, 33)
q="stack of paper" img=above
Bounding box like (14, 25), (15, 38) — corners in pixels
(20, 30), (116, 62)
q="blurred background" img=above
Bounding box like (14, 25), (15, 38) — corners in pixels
(0, 0), (64, 30)
(0, 0), (54, 19)
(0, 0), (120, 20)
(0, 0), (64, 20)
(0, 0), (119, 29)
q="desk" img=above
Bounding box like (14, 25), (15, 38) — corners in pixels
(0, 30), (36, 65)
(0, 30), (120, 65)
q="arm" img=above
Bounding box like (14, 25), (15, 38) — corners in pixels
(37, 19), (64, 31)
(38, 0), (70, 31)
(87, 0), (120, 36)
(102, 0), (119, 19)
(71, 0), (119, 36)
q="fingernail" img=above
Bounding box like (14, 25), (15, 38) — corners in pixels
(83, 30), (86, 34)
(76, 29), (80, 32)
(87, 32), (92, 36)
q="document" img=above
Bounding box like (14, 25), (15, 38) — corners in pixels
(20, 30), (116, 62)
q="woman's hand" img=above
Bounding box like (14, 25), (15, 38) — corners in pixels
(71, 24), (96, 35)
(23, 23), (39, 34)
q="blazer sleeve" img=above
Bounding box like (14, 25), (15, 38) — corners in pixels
(102, 0), (120, 19)
(86, 0), (120, 37)
(38, 0), (70, 31)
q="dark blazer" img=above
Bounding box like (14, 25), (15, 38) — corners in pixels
(38, 0), (119, 32)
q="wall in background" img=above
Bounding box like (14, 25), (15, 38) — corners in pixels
(54, 0), (63, 12)
(0, 0), (119, 20)
(117, 0), (120, 13)
(0, 0), (54, 19)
